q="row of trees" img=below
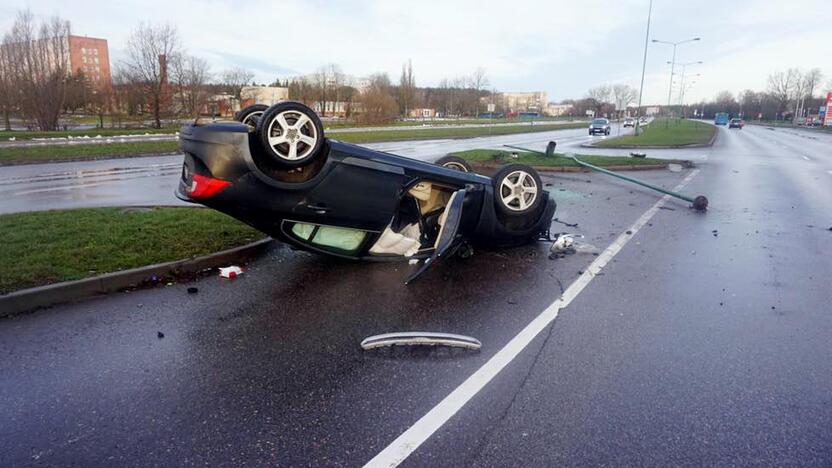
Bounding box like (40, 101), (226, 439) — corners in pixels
(689, 68), (827, 121)
(0, 11), (72, 131)
(0, 10), (265, 130)
(286, 63), (493, 123)
(553, 83), (639, 119)
(1, 9), (500, 129)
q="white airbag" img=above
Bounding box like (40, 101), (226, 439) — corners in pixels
(369, 223), (422, 257)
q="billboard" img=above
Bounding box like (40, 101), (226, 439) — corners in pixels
(825, 92), (832, 126)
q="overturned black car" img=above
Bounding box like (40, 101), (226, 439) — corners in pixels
(176, 102), (556, 282)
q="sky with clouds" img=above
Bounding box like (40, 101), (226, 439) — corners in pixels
(2, 0), (829, 105)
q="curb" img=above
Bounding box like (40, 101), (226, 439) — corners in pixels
(0, 238), (274, 318)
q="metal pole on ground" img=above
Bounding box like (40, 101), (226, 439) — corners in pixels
(504, 143), (709, 211)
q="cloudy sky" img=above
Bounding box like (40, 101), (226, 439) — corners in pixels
(2, 0), (829, 104)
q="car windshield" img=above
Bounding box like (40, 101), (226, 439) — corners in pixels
(592, 119), (607, 124)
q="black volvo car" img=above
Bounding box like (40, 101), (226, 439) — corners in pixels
(177, 102), (556, 282)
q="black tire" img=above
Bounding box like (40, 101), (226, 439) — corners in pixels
(235, 104), (268, 127)
(256, 101), (325, 168)
(492, 164), (543, 217)
(605, 128), (610, 135)
(435, 155), (473, 172)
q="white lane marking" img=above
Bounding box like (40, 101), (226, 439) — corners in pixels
(801, 156), (810, 161)
(364, 170), (702, 468)
(828, 170), (832, 176)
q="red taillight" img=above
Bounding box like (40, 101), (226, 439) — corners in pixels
(188, 174), (231, 199)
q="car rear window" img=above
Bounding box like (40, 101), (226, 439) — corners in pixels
(291, 222), (366, 252)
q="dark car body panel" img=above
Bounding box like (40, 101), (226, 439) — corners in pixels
(177, 122), (555, 264)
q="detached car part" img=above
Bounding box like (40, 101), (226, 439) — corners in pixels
(176, 102), (556, 282)
(360, 332), (482, 351)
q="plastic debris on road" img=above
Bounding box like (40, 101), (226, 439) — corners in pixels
(668, 163), (683, 172)
(219, 266), (244, 279)
(550, 233), (600, 259)
(550, 233), (577, 253)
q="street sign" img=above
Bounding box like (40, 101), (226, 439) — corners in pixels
(487, 103), (495, 112)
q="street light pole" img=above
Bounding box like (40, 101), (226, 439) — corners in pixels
(672, 61), (702, 108)
(634, 0), (653, 137)
(652, 37), (700, 117)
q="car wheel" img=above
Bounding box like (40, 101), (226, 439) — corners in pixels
(256, 101), (325, 168)
(434, 155), (473, 172)
(235, 104), (268, 127)
(493, 164), (543, 217)
(605, 129), (610, 135)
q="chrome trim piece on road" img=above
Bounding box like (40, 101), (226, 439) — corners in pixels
(360, 332), (482, 351)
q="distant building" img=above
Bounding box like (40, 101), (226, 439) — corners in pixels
(544, 103), (572, 117)
(488, 91), (549, 113)
(240, 86), (289, 107)
(291, 73), (370, 93)
(68, 35), (112, 87)
(408, 108), (437, 118)
(1, 34), (112, 87)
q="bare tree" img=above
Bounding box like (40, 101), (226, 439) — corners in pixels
(121, 22), (180, 128)
(310, 63), (343, 116)
(357, 73), (397, 124)
(398, 59), (415, 117)
(793, 68), (823, 120)
(586, 85), (612, 104)
(3, 10), (72, 131)
(766, 69), (799, 116)
(0, 36), (13, 130)
(170, 53), (211, 117)
(611, 84), (637, 117)
(220, 67), (255, 105)
(469, 67), (489, 118)
(288, 76), (315, 105)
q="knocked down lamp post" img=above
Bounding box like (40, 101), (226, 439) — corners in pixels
(504, 142), (708, 211)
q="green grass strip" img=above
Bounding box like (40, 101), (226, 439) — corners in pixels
(594, 118), (715, 148)
(0, 207), (264, 294)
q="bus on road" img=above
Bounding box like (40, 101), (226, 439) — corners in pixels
(714, 112), (729, 125)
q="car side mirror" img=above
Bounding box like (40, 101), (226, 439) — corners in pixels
(546, 141), (557, 158)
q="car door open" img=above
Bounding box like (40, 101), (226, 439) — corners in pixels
(404, 189), (466, 284)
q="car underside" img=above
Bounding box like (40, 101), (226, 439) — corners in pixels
(176, 102), (556, 281)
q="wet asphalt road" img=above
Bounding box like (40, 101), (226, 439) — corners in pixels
(0, 124), (641, 215)
(2, 124), (832, 466)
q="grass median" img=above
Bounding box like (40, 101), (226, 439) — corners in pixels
(594, 118), (715, 148)
(0, 140), (181, 164)
(0, 207), (265, 295)
(450, 149), (678, 168)
(0, 126), (181, 141)
(331, 122), (587, 143)
(1, 123), (588, 165)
